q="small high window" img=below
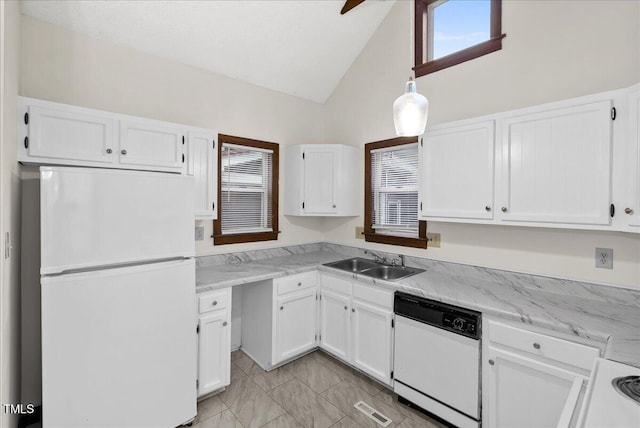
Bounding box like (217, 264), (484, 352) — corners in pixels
(365, 137), (427, 248)
(415, 0), (505, 77)
(213, 135), (279, 245)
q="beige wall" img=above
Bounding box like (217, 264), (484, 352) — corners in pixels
(324, 0), (640, 288)
(20, 15), (327, 257)
(1, 0), (22, 426)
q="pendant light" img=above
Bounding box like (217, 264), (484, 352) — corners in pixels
(393, 77), (428, 137)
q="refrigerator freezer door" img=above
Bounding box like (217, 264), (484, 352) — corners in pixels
(40, 166), (194, 275)
(41, 258), (197, 428)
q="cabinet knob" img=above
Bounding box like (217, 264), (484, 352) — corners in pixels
(485, 206), (491, 212)
(333, 204), (337, 208)
(344, 305), (348, 310)
(212, 300), (217, 306)
(298, 282), (302, 287)
(533, 342), (541, 350)
(222, 321), (227, 327)
(121, 149), (127, 155)
(488, 359), (495, 366)
(501, 206), (508, 213)
(106, 148), (112, 154)
(625, 208), (634, 214)
(352, 308), (355, 313)
(280, 306), (284, 310)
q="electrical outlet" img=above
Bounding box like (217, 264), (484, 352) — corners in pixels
(355, 226), (365, 239)
(427, 233), (441, 248)
(195, 226), (205, 241)
(595, 248), (613, 269)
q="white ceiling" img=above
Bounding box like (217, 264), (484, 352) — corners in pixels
(21, 0), (395, 103)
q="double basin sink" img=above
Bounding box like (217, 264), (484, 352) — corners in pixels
(324, 257), (424, 281)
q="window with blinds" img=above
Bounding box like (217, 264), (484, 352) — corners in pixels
(371, 143), (419, 237)
(214, 135), (279, 245)
(220, 143), (273, 234)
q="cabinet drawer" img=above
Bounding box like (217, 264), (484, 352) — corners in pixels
(352, 282), (393, 308)
(320, 272), (351, 295)
(275, 271), (317, 296)
(199, 289), (231, 314)
(487, 320), (599, 371)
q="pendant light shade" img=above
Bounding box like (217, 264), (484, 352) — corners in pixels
(393, 78), (429, 137)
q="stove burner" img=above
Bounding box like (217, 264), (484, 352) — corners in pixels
(612, 376), (640, 405)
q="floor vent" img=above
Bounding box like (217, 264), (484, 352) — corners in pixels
(353, 401), (392, 427)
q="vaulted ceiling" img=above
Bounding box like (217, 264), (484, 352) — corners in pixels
(21, 0), (396, 103)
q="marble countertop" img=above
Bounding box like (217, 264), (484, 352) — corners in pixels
(196, 247), (640, 368)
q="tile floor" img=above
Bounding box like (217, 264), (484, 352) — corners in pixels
(189, 349), (447, 428)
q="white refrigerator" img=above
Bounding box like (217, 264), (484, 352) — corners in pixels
(37, 166), (197, 428)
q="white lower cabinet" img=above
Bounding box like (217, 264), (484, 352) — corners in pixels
(483, 319), (600, 428)
(242, 271), (318, 370)
(319, 288), (351, 361)
(275, 287), (318, 363)
(319, 273), (394, 386)
(197, 288), (231, 398)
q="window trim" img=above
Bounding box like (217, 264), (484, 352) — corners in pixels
(414, 0), (505, 77)
(364, 136), (427, 249)
(213, 134), (279, 246)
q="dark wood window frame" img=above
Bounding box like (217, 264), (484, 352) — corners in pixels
(414, 0), (505, 77)
(364, 136), (427, 249)
(213, 134), (279, 246)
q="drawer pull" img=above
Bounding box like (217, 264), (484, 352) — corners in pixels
(625, 208), (634, 214)
(533, 342), (541, 350)
(501, 206), (508, 213)
(489, 359), (495, 366)
(222, 321), (227, 327)
(121, 149), (127, 155)
(298, 282), (302, 287)
(106, 148), (112, 154)
(485, 205), (491, 212)
(212, 300), (218, 306)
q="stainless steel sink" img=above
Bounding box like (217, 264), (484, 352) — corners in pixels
(324, 257), (379, 273)
(324, 258), (424, 281)
(359, 265), (424, 281)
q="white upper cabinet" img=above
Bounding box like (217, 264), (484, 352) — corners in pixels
(624, 85), (640, 229)
(497, 99), (613, 227)
(119, 119), (184, 172)
(18, 97), (186, 174)
(420, 119), (495, 221)
(19, 98), (117, 166)
(284, 144), (359, 216)
(187, 130), (218, 219)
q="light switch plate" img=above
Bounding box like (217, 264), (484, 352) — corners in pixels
(427, 233), (441, 248)
(595, 248), (613, 269)
(355, 226), (365, 239)
(195, 226), (205, 241)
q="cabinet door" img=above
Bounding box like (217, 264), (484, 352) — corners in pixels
(198, 310), (230, 397)
(485, 346), (587, 428)
(25, 104), (117, 164)
(626, 88), (640, 228)
(274, 288), (317, 364)
(499, 100), (613, 226)
(188, 131), (217, 219)
(351, 299), (393, 385)
(119, 119), (184, 172)
(421, 120), (495, 220)
(303, 147), (336, 214)
(319, 289), (350, 361)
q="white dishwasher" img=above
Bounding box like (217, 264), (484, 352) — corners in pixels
(393, 292), (481, 428)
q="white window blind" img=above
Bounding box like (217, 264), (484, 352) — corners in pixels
(220, 143), (273, 235)
(371, 143), (419, 237)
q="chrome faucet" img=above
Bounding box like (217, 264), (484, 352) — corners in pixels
(398, 254), (405, 267)
(364, 250), (387, 264)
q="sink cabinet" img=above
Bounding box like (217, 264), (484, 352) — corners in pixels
(482, 318), (600, 428)
(319, 272), (394, 386)
(197, 288), (231, 398)
(284, 144), (359, 216)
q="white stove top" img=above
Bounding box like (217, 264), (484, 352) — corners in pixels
(578, 359), (640, 428)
